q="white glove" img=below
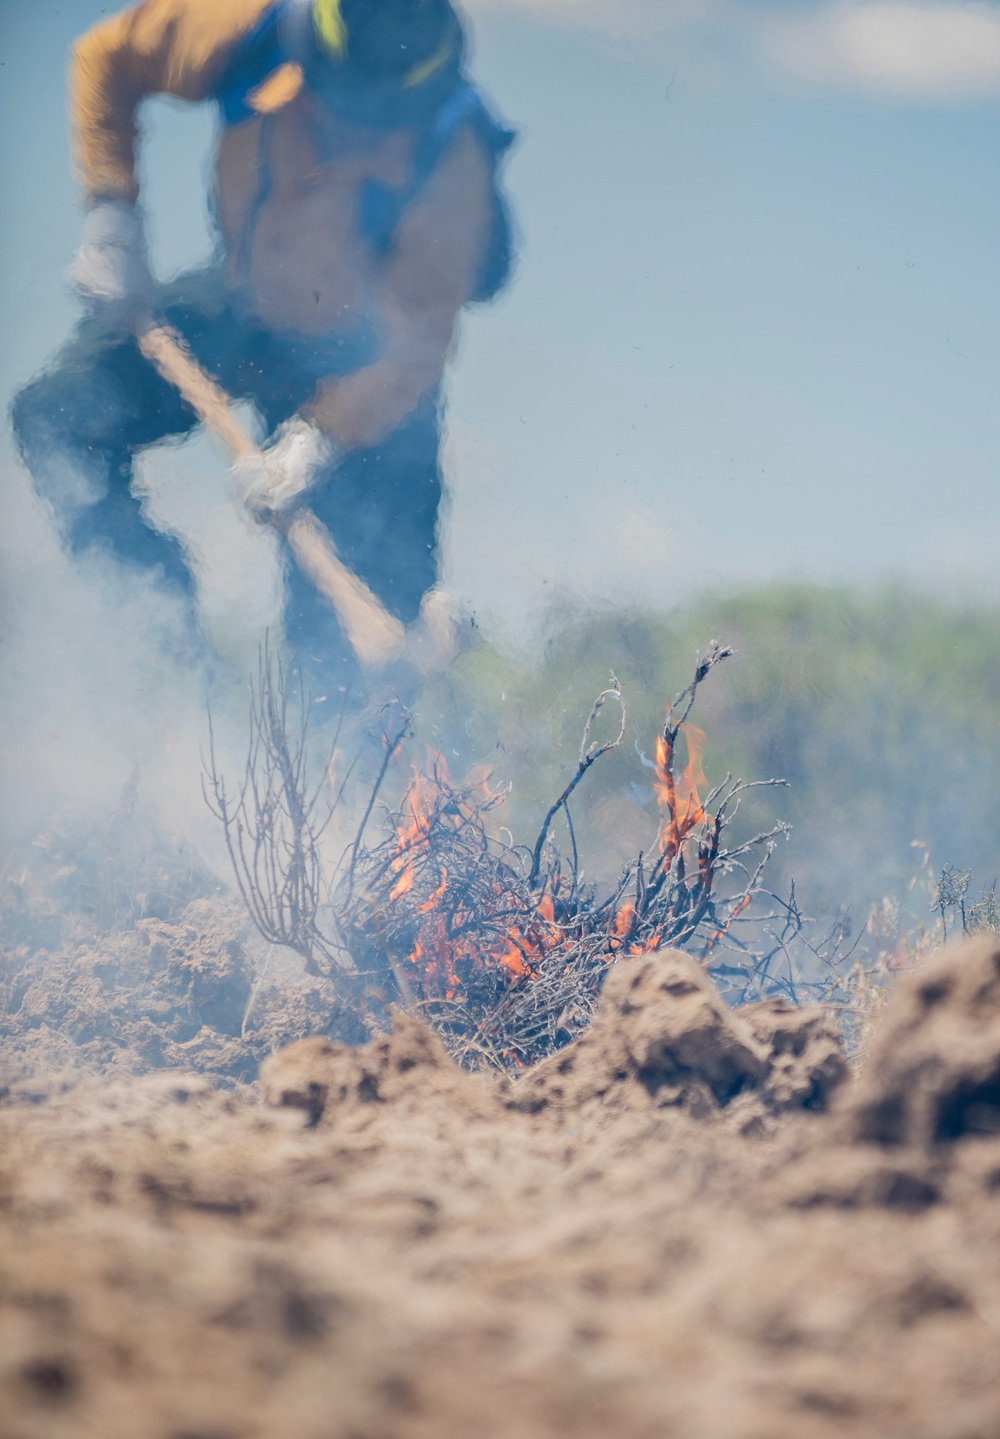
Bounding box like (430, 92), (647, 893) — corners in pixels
(69, 199), (154, 327)
(233, 415), (341, 519)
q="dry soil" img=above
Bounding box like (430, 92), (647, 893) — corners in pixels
(3, 937), (1000, 1438)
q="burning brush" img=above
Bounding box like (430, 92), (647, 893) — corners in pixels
(206, 643), (794, 1071)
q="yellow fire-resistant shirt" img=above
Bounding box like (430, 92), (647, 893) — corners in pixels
(73, 0), (280, 201)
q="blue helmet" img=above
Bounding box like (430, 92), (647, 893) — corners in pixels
(305, 0), (465, 122)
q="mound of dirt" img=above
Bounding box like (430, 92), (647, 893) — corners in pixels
(3, 943), (1000, 1439)
(510, 949), (847, 1125)
(0, 898), (366, 1093)
(775, 934), (1000, 1215)
(846, 934), (1000, 1147)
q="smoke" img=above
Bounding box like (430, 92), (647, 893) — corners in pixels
(0, 427), (281, 877)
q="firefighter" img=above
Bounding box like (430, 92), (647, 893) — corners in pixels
(12, 0), (515, 685)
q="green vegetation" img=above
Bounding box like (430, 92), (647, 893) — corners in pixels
(417, 583), (1000, 927)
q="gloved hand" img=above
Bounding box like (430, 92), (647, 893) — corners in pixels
(69, 199), (154, 328)
(233, 415), (342, 520)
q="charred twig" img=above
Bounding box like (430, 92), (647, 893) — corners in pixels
(528, 676), (625, 887)
(211, 639), (811, 1072)
(345, 709), (413, 901)
(329, 649), (800, 1069)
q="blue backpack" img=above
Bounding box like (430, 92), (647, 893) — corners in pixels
(212, 0), (517, 303)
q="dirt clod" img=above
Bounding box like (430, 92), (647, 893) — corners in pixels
(843, 934), (1000, 1148)
(511, 949), (802, 1116)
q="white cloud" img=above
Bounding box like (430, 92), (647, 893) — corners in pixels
(765, 2), (1000, 98)
(462, 0), (715, 42)
(464, 0), (1000, 99)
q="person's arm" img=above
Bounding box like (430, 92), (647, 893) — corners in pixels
(70, 0), (275, 325)
(72, 0), (273, 202)
(305, 124), (493, 450)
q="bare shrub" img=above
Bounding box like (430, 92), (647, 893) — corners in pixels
(202, 646), (349, 977)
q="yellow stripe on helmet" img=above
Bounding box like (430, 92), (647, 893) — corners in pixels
(313, 0), (348, 58)
(403, 39), (453, 88)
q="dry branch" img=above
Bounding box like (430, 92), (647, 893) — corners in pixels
(202, 645), (346, 976)
(329, 647), (795, 1067)
(207, 642), (816, 1071)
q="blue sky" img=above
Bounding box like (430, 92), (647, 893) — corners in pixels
(1, 0), (998, 645)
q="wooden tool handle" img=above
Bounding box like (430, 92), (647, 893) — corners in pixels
(136, 318), (406, 670)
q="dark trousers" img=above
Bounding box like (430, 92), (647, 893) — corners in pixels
(11, 271), (443, 690)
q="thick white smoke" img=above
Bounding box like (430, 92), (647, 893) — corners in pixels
(0, 427), (284, 874)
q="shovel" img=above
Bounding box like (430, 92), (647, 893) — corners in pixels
(136, 316), (466, 686)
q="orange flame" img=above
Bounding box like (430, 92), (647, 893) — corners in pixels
(388, 866), (415, 901)
(607, 901), (636, 956)
(416, 870), (448, 914)
(655, 722), (707, 862)
(373, 704), (737, 1007)
(629, 931), (663, 956)
(382, 724), (716, 1005)
(493, 893), (562, 981)
(387, 763), (440, 900)
(496, 937), (531, 979)
(383, 753), (566, 1000)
